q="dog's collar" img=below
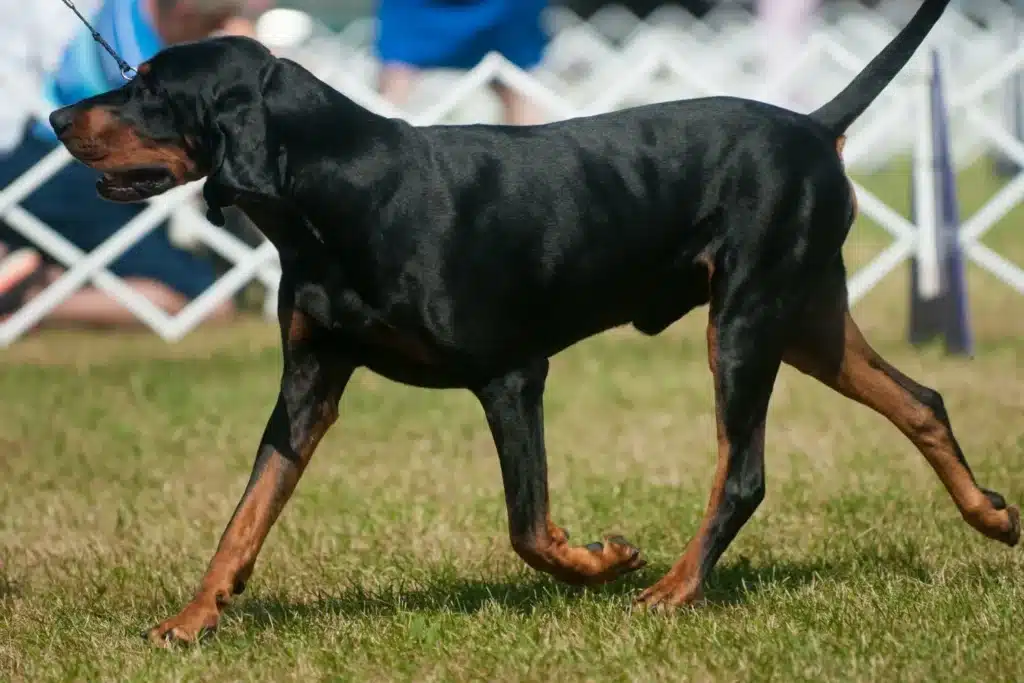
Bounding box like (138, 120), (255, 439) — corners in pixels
(202, 180), (326, 247)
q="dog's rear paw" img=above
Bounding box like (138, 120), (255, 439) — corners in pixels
(584, 534), (646, 584)
(978, 491), (1020, 547)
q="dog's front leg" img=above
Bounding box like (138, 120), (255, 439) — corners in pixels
(474, 360), (646, 585)
(145, 311), (351, 647)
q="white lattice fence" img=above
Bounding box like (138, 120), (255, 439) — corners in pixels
(274, 2), (1018, 172)
(0, 67), (282, 345)
(257, 1), (1024, 307)
(947, 45), (1024, 294)
(0, 2), (1020, 345)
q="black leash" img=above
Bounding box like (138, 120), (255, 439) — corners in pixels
(58, 0), (137, 80)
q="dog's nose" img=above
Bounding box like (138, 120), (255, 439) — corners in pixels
(48, 108), (75, 138)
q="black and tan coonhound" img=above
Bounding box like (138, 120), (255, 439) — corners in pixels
(49, 0), (1018, 646)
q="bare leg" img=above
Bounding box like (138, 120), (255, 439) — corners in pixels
(492, 82), (547, 126)
(378, 62), (421, 110)
(3, 265), (234, 328)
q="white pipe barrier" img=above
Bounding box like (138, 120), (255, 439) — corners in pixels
(0, 2), (1020, 345)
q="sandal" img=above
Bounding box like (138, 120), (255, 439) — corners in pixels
(0, 247), (47, 316)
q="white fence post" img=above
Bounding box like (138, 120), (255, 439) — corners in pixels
(913, 75), (941, 300)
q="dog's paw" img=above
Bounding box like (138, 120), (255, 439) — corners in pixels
(977, 490), (1020, 547)
(582, 534), (646, 584)
(143, 601), (220, 648)
(632, 572), (704, 612)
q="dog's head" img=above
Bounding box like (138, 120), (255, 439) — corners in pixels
(49, 36), (292, 222)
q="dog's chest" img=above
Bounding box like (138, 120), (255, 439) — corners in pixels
(233, 199), (432, 367)
(289, 276), (448, 385)
(246, 206), (463, 386)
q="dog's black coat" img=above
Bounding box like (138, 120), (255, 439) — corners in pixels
(52, 0), (1020, 644)
(49, 0), (945, 390)
(265, 95), (842, 387)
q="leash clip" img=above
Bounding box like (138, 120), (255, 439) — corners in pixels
(59, 0), (138, 81)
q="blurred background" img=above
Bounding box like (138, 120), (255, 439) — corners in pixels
(0, 0), (1021, 344)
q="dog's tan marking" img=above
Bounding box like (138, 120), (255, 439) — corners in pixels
(287, 307), (313, 344)
(633, 318), (762, 608)
(509, 508), (645, 586)
(145, 392), (338, 646)
(363, 323), (435, 365)
(833, 136), (860, 221)
(146, 309), (344, 647)
(784, 311), (1019, 546)
(62, 106), (196, 182)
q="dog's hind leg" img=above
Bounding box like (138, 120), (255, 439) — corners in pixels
(145, 307), (352, 647)
(783, 263), (1020, 547)
(635, 260), (791, 609)
(474, 359), (647, 585)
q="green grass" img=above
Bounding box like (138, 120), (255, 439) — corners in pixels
(1, 163), (1023, 682)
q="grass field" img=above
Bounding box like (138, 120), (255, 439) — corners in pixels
(1, 163), (1023, 682)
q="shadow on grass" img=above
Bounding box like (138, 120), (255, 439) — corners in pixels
(0, 575), (18, 602)
(702, 556), (833, 606)
(236, 574), (642, 629)
(231, 552), (900, 632)
(226, 540), (942, 633)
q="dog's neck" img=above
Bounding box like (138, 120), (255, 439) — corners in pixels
(202, 75), (407, 251)
(201, 61), (398, 219)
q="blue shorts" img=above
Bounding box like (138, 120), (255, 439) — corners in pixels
(376, 0), (548, 71)
(0, 131), (216, 300)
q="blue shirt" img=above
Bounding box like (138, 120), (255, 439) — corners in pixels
(35, 0), (163, 142)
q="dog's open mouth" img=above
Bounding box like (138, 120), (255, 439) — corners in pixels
(96, 165), (177, 202)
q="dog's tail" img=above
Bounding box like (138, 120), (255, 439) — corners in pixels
(809, 0), (950, 135)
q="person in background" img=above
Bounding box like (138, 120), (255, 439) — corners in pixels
(756, 0), (820, 111)
(0, 1), (99, 314)
(375, 0), (549, 126)
(0, 0), (268, 329)
(0, 0), (101, 158)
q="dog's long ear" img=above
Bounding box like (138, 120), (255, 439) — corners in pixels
(199, 54), (359, 223)
(257, 57), (328, 124)
(200, 64), (283, 219)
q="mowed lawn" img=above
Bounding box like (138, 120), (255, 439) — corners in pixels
(1, 164), (1023, 682)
